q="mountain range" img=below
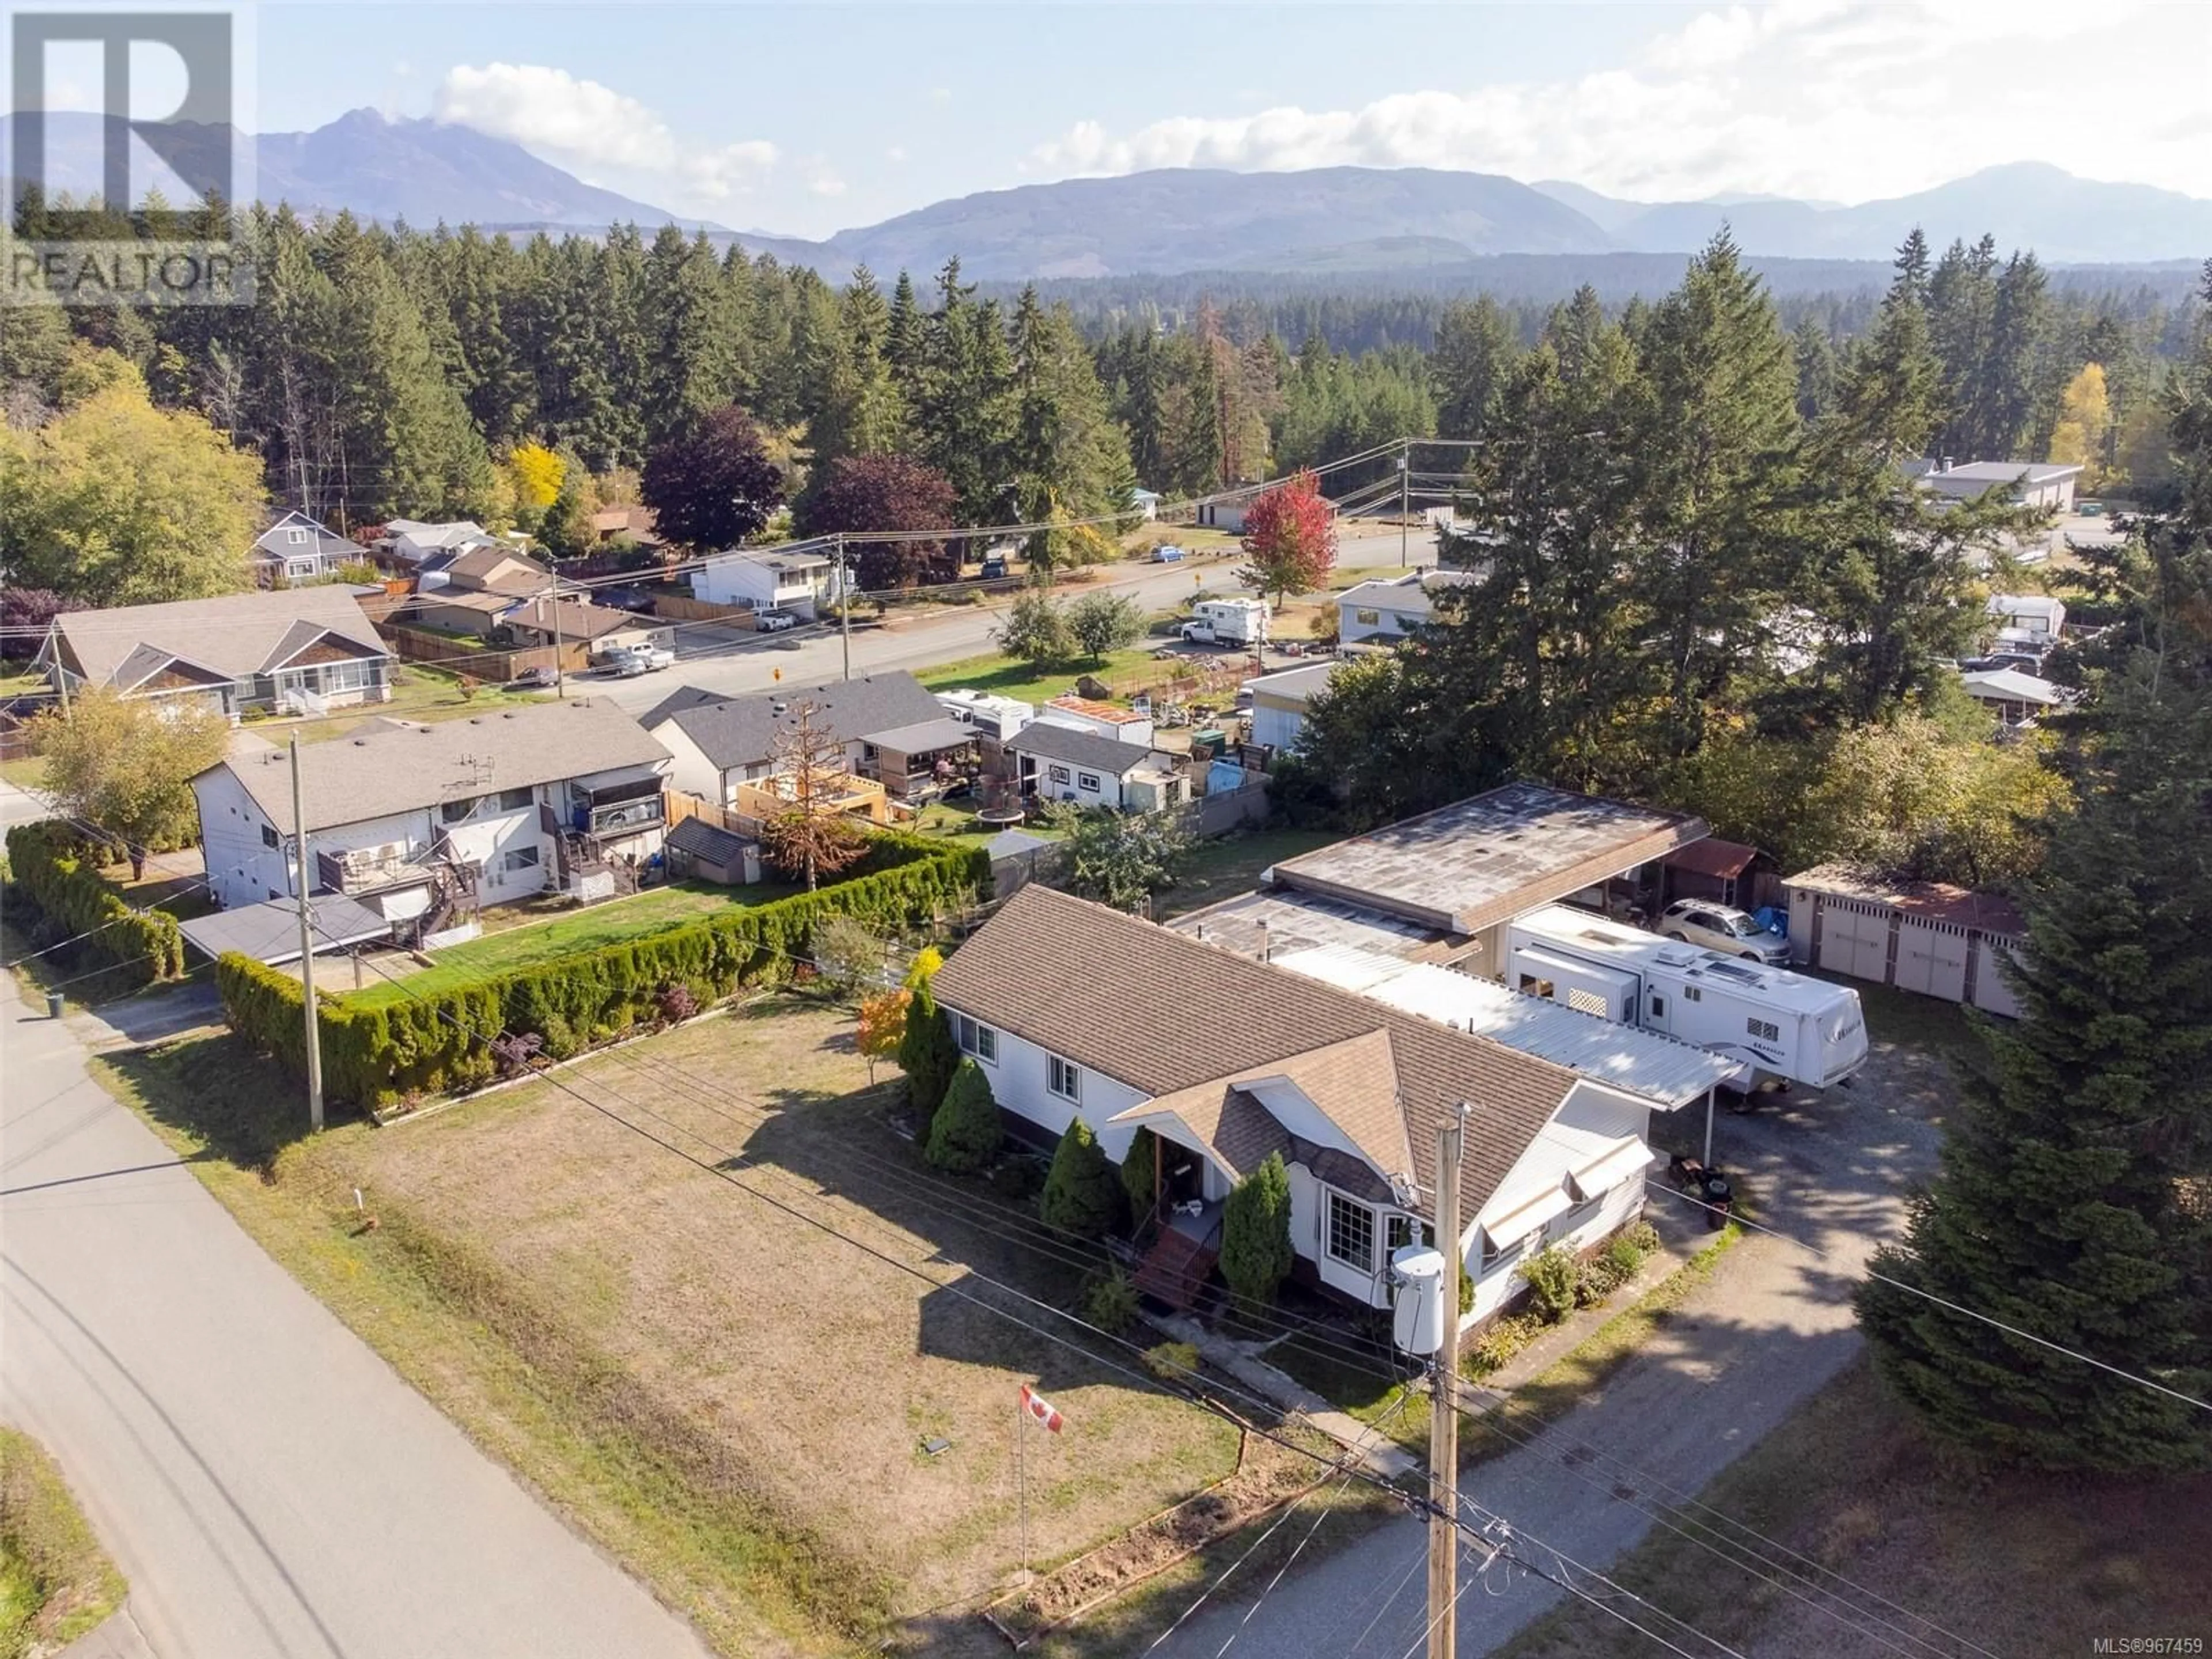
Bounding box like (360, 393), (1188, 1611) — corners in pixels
(12, 108), (2211, 276)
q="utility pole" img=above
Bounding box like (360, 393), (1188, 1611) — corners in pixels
(50, 622), (69, 711)
(836, 535), (852, 681)
(289, 733), (325, 1132)
(1426, 1103), (1467, 1659)
(548, 579), (566, 696)
(1399, 442), (1411, 568)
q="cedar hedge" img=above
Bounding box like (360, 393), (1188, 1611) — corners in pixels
(217, 832), (987, 1109)
(3, 821), (185, 986)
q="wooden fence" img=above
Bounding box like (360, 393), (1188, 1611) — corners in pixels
(651, 593), (756, 626)
(380, 623), (588, 681)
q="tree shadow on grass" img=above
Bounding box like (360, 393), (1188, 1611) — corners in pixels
(101, 1035), (355, 1171)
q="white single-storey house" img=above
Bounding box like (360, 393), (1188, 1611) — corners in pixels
(1002, 721), (1188, 813)
(1922, 461), (2082, 512)
(374, 518), (507, 571)
(1130, 488), (1163, 521)
(1243, 661), (1339, 752)
(693, 547), (842, 616)
(932, 886), (1665, 1328)
(36, 588), (393, 721)
(1985, 592), (2065, 642)
(190, 699), (672, 927)
(1336, 569), (1474, 648)
(1038, 694), (1155, 748)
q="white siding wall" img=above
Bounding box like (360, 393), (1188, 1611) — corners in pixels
(934, 1014), (1150, 1159)
(652, 723), (727, 804)
(692, 558), (777, 609)
(1026, 757), (1127, 811)
(438, 795), (553, 903)
(1460, 1174), (1646, 1328)
(1250, 699), (1306, 752)
(195, 764), (430, 911)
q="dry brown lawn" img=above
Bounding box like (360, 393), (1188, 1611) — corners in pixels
(104, 999), (1243, 1654)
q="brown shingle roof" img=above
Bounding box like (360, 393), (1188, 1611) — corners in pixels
(933, 885), (1580, 1222)
(51, 588), (387, 688)
(1786, 863), (2026, 937)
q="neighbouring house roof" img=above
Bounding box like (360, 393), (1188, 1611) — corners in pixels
(1243, 662), (1339, 705)
(1172, 888), (1458, 963)
(591, 505), (661, 544)
(1268, 783), (1709, 937)
(1785, 863), (2027, 938)
(865, 716), (976, 756)
(47, 588), (388, 690)
(1960, 668), (2065, 707)
(442, 546), (552, 595)
(645, 672), (946, 771)
(384, 518), (497, 551)
(1006, 721), (1165, 777)
(179, 892), (392, 965)
(1044, 695), (1150, 726)
(931, 885), (1585, 1225)
(982, 828), (1052, 860)
(709, 547), (830, 575)
(1662, 838), (1759, 881)
(665, 815), (754, 866)
(196, 698), (669, 833)
(1932, 461), (2084, 486)
(1337, 570), (1476, 620)
(251, 510), (356, 564)
(1987, 593), (2065, 620)
(505, 596), (638, 642)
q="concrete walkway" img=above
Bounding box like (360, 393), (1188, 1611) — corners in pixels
(1154, 1036), (1949, 1657)
(0, 970), (715, 1659)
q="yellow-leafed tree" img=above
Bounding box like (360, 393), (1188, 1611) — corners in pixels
(506, 442), (566, 510)
(2047, 362), (2110, 484)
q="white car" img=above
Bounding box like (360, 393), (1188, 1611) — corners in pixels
(756, 610), (798, 633)
(1660, 900), (1790, 965)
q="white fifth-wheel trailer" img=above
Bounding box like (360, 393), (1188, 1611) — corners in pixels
(1505, 904), (1869, 1091)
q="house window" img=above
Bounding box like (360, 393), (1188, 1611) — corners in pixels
(498, 786), (534, 811)
(953, 1013), (999, 1064)
(1747, 1016), (1781, 1043)
(1518, 974), (1555, 999)
(1481, 1232), (1532, 1274)
(440, 796), (480, 824)
(1047, 1054), (1081, 1102)
(286, 559), (316, 578)
(260, 823), (279, 849)
(1047, 764), (1071, 785)
(1076, 771), (1102, 793)
(1354, 608), (1380, 627)
(1325, 1191), (1375, 1274)
(501, 844), (541, 873)
(1385, 1215), (1430, 1257)
(286, 527), (309, 545)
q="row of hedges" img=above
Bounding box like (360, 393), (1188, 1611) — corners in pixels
(218, 832), (990, 1109)
(3, 821), (185, 986)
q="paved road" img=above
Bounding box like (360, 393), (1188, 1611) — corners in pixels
(1158, 1039), (1948, 1657)
(0, 773), (51, 832)
(588, 527), (1423, 714)
(0, 971), (714, 1659)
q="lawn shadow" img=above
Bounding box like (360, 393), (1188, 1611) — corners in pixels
(101, 1036), (355, 1171)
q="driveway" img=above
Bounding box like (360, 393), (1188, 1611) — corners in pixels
(1156, 1019), (1953, 1657)
(0, 971), (714, 1659)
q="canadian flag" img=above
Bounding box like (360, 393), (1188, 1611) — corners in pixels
(1019, 1383), (1065, 1434)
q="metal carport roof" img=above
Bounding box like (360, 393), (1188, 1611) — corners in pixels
(179, 893), (393, 966)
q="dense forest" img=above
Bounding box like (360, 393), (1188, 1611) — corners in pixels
(2, 193), (2203, 568)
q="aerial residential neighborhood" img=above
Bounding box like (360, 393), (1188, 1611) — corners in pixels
(2, 9), (2209, 1659)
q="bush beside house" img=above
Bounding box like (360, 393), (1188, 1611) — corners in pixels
(896, 979), (960, 1128)
(1220, 1152), (1295, 1312)
(1039, 1120), (1123, 1238)
(3, 821), (185, 986)
(1119, 1125), (1161, 1226)
(219, 834), (987, 1108)
(926, 1059), (1002, 1174)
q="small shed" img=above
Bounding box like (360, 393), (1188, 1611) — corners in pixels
(1660, 838), (1759, 909)
(664, 815), (761, 886)
(179, 892), (393, 965)
(1783, 864), (2024, 1017)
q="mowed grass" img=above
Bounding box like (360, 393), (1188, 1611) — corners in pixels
(0, 1427), (128, 1659)
(93, 1001), (1243, 1657)
(1154, 827), (1344, 919)
(290, 665), (547, 745)
(1497, 1357), (2212, 1659)
(916, 648), (1160, 706)
(345, 881), (799, 1003)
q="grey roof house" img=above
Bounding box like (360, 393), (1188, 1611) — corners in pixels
(642, 671), (958, 804)
(36, 588), (393, 721)
(1003, 721), (1188, 815)
(252, 511), (361, 585)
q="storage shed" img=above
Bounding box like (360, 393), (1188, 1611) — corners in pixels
(1783, 865), (2024, 1017)
(664, 815), (761, 886)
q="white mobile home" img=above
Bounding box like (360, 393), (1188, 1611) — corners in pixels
(1505, 905), (1867, 1090)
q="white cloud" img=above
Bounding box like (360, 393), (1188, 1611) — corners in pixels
(1029, 0), (2212, 203)
(433, 62), (777, 204)
(885, 145), (908, 164)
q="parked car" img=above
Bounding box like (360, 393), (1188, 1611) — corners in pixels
(607, 651), (652, 678)
(979, 555), (1010, 579)
(1150, 543), (1187, 563)
(756, 609), (798, 633)
(506, 665), (560, 690)
(1659, 900), (1790, 965)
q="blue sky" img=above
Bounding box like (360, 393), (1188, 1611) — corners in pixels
(229, 1), (2212, 235)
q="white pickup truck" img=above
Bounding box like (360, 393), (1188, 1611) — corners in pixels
(1180, 597), (1271, 647)
(596, 641), (675, 675)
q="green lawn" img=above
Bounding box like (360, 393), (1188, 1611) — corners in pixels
(0, 1428), (128, 1657)
(1154, 827), (1343, 919)
(0, 754), (47, 793)
(291, 666), (547, 745)
(0, 667), (48, 699)
(916, 648), (1160, 706)
(347, 881), (798, 1003)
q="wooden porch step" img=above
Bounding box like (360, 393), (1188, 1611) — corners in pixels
(1134, 1228), (1218, 1312)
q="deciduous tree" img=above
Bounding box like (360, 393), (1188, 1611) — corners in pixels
(1046, 803), (1190, 913)
(796, 453), (956, 588)
(1063, 590), (1144, 664)
(28, 689), (231, 876)
(639, 403), (784, 550)
(991, 588), (1073, 669)
(1236, 469), (1336, 605)
(755, 701), (868, 891)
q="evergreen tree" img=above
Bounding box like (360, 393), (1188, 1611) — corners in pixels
(1791, 318), (1836, 423)
(1119, 1125), (1162, 1224)
(1221, 1153), (1296, 1312)
(896, 978), (960, 1127)
(641, 226), (746, 449)
(926, 1058), (1003, 1175)
(1040, 1120), (1124, 1237)
(1432, 296), (1521, 438)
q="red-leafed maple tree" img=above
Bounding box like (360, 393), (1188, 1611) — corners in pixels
(1236, 470), (1338, 605)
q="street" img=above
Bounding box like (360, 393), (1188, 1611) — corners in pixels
(0, 970), (715, 1659)
(1157, 1031), (1951, 1657)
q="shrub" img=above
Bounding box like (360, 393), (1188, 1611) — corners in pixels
(896, 980), (960, 1129)
(811, 913), (888, 998)
(1142, 1340), (1201, 1382)
(1119, 1124), (1161, 1224)
(1624, 1219), (1661, 1254)
(925, 1059), (1001, 1174)
(654, 982), (698, 1025)
(1463, 1311), (1548, 1378)
(987, 1154), (1046, 1202)
(1220, 1152), (1294, 1312)
(1040, 1119), (1124, 1238)
(1083, 1267), (1141, 1336)
(3, 821), (184, 986)
(1518, 1244), (1582, 1323)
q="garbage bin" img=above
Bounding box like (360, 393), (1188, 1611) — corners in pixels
(1702, 1175), (1733, 1232)
(45, 990), (65, 1020)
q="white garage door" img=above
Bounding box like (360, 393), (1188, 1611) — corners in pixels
(1974, 938), (2024, 1018)
(1895, 921), (1969, 1001)
(1251, 701), (1305, 751)
(1816, 902), (1891, 983)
